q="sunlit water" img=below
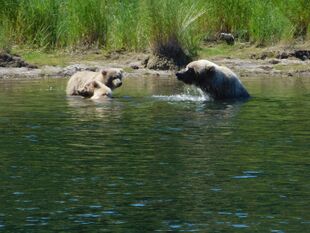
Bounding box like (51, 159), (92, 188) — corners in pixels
(0, 75), (309, 232)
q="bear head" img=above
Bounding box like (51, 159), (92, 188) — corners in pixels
(101, 68), (124, 90)
(175, 63), (215, 86)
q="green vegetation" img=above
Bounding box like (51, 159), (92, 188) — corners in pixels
(0, 0), (309, 57)
(249, 1), (292, 44)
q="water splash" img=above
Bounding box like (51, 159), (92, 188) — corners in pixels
(153, 86), (210, 102)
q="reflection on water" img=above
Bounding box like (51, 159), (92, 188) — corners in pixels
(0, 76), (309, 232)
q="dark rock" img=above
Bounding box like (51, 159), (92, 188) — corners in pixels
(142, 56), (150, 67)
(276, 52), (289, 59)
(219, 33), (235, 45)
(261, 65), (273, 71)
(86, 67), (97, 72)
(250, 54), (257, 59)
(128, 61), (141, 70)
(130, 64), (139, 70)
(260, 51), (275, 60)
(276, 50), (310, 60)
(269, 59), (281, 64)
(0, 53), (38, 68)
(293, 50), (310, 60)
(146, 55), (178, 70)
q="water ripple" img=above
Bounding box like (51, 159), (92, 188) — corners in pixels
(233, 170), (263, 179)
(153, 94), (208, 102)
(130, 203), (145, 207)
(232, 224), (249, 228)
(153, 86), (209, 102)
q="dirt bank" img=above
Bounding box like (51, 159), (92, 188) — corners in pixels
(0, 48), (310, 79)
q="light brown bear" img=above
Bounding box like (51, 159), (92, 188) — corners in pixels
(66, 68), (123, 100)
(176, 60), (250, 100)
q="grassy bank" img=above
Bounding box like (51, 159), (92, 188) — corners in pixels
(0, 0), (309, 58)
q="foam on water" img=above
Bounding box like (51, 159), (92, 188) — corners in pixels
(153, 86), (210, 102)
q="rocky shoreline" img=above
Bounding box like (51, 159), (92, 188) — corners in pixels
(0, 49), (310, 79)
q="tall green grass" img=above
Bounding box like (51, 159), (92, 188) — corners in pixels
(14, 0), (61, 48)
(0, 21), (11, 52)
(0, 0), (20, 52)
(105, 0), (149, 50)
(0, 0), (309, 56)
(274, 0), (310, 38)
(57, 0), (107, 48)
(206, 0), (253, 40)
(249, 1), (293, 44)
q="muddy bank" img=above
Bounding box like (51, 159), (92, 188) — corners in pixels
(214, 57), (310, 78)
(0, 61), (175, 79)
(0, 50), (310, 79)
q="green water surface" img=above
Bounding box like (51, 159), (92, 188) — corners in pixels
(0, 75), (309, 232)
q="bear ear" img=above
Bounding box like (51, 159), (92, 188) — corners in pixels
(101, 69), (108, 76)
(206, 65), (215, 73)
(92, 81), (100, 88)
(187, 67), (196, 74)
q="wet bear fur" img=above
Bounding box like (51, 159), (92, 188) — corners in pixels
(176, 60), (250, 100)
(66, 68), (123, 99)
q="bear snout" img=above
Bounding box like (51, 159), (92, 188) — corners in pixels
(175, 71), (183, 80)
(112, 78), (122, 88)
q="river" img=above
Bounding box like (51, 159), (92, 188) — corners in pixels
(0, 75), (309, 232)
